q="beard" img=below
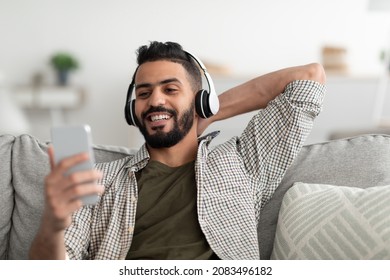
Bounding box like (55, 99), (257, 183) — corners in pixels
(137, 102), (195, 148)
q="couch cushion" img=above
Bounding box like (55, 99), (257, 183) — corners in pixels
(9, 135), (51, 259)
(0, 135), (15, 259)
(271, 183), (390, 259)
(258, 134), (390, 259)
(7, 134), (133, 259)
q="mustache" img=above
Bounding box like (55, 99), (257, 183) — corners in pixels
(141, 106), (177, 120)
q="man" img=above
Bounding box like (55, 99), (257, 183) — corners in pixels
(30, 41), (326, 259)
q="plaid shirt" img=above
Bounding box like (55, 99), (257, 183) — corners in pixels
(65, 80), (325, 259)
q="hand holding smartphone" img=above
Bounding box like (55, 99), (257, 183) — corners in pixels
(50, 124), (99, 205)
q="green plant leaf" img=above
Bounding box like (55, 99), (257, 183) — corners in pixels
(50, 52), (79, 71)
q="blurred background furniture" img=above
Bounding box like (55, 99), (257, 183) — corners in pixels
(12, 86), (84, 126)
(325, 0), (390, 141)
(369, 0), (390, 127)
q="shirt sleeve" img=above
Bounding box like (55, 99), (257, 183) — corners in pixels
(64, 204), (94, 259)
(238, 80), (326, 208)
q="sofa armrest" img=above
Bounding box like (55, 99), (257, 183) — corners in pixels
(9, 135), (49, 260)
(4, 134), (132, 259)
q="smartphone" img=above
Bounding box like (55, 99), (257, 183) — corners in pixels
(50, 124), (99, 205)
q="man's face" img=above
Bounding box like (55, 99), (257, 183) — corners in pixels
(134, 60), (196, 148)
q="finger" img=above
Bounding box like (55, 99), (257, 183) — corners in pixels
(46, 169), (102, 199)
(45, 180), (104, 216)
(45, 166), (102, 204)
(62, 182), (105, 203)
(65, 170), (103, 186)
(54, 152), (90, 174)
(48, 145), (56, 170)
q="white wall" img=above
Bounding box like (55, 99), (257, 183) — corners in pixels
(0, 0), (389, 148)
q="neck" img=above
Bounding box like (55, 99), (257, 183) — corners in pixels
(147, 128), (198, 167)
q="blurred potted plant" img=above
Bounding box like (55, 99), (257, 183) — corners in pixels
(50, 52), (79, 86)
(380, 49), (390, 72)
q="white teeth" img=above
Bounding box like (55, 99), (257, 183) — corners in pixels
(150, 114), (170, 122)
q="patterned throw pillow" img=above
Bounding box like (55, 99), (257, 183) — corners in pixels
(271, 183), (390, 259)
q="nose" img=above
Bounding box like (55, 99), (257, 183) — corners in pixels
(148, 88), (166, 107)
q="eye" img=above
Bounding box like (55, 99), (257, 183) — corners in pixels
(164, 87), (178, 94)
(137, 91), (150, 99)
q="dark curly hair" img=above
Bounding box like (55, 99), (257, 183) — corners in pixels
(136, 41), (202, 93)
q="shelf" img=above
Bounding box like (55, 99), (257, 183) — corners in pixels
(12, 86), (84, 109)
(11, 86), (85, 126)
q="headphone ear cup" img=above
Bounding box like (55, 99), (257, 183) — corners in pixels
(195, 89), (212, 119)
(124, 101), (131, 126)
(125, 99), (137, 126)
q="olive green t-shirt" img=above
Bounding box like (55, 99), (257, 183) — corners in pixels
(126, 160), (217, 260)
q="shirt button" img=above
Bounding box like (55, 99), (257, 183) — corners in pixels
(131, 195), (136, 203)
(128, 226), (134, 234)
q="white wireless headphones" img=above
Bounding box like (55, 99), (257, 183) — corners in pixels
(124, 51), (219, 126)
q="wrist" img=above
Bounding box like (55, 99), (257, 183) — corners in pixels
(291, 63), (326, 84)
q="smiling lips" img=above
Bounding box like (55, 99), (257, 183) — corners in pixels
(146, 113), (172, 129)
(150, 114), (171, 122)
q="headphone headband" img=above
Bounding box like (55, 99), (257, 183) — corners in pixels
(184, 51), (219, 114)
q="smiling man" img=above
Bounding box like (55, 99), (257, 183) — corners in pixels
(30, 41), (326, 260)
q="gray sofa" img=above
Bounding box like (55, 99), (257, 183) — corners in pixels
(1, 133), (390, 260)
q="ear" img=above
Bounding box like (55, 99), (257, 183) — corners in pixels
(196, 115), (212, 137)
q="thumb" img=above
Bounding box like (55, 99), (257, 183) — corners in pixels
(47, 145), (56, 170)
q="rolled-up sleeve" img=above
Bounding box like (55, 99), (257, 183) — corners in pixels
(238, 80), (326, 209)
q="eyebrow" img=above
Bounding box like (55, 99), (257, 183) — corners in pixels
(135, 78), (182, 90)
